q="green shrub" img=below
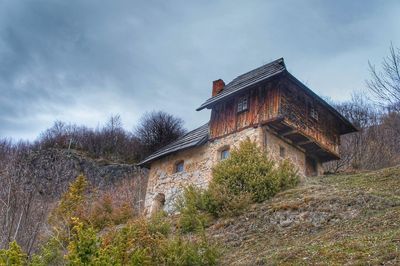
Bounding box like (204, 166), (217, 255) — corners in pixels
(93, 214), (219, 265)
(160, 234), (219, 266)
(175, 185), (214, 233)
(278, 159), (300, 190)
(30, 237), (65, 266)
(148, 211), (171, 236)
(176, 138), (300, 231)
(0, 241), (26, 266)
(87, 193), (134, 230)
(66, 217), (100, 265)
(50, 174), (88, 222)
(96, 223), (154, 265)
(212, 138), (283, 202)
(206, 182), (253, 217)
(31, 176), (220, 265)
(48, 174), (89, 246)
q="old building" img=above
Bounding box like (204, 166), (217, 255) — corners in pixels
(138, 58), (357, 214)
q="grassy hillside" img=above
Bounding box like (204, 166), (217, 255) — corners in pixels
(208, 166), (400, 265)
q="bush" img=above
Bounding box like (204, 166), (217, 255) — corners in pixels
(161, 234), (219, 266)
(48, 174), (89, 247)
(212, 138), (294, 202)
(177, 138), (300, 231)
(49, 174), (88, 225)
(30, 237), (64, 266)
(0, 241), (26, 266)
(278, 159), (301, 190)
(66, 218), (100, 265)
(86, 193), (133, 230)
(25, 174), (219, 265)
(31, 204), (218, 265)
(175, 185), (214, 233)
(206, 182), (253, 217)
(94, 214), (218, 266)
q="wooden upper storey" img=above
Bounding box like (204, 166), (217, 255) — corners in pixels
(198, 59), (357, 162)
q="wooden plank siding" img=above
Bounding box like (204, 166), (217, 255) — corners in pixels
(279, 78), (340, 155)
(210, 79), (282, 139)
(209, 76), (341, 157)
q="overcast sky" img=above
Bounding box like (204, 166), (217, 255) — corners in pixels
(1, 0), (399, 140)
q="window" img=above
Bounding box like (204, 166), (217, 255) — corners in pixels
(237, 96), (248, 113)
(279, 146), (286, 158)
(175, 161), (184, 173)
(309, 103), (319, 120)
(220, 149), (230, 160)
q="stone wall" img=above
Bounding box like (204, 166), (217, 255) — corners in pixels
(264, 128), (307, 178)
(144, 125), (321, 214)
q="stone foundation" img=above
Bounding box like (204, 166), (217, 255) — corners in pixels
(144, 125), (322, 214)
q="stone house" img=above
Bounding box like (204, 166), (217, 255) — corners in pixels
(138, 58), (357, 214)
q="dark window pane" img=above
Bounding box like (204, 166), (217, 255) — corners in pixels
(221, 149), (230, 160)
(176, 161), (184, 173)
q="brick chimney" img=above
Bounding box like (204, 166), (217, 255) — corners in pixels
(212, 79), (225, 97)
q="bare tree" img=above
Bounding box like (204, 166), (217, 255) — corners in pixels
(325, 93), (400, 173)
(34, 115), (141, 163)
(367, 43), (400, 111)
(134, 111), (186, 160)
(0, 142), (51, 255)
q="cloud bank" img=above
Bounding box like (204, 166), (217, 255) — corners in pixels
(0, 0), (399, 139)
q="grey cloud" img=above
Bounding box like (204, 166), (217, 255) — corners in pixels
(0, 0), (399, 140)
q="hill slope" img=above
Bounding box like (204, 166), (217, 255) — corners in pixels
(208, 166), (400, 265)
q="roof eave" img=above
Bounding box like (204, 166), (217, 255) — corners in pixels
(137, 123), (210, 167)
(137, 138), (208, 167)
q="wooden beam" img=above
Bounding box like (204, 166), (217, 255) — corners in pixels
(297, 140), (313, 146)
(281, 129), (297, 137)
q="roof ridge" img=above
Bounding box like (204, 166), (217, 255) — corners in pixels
(229, 57), (285, 83)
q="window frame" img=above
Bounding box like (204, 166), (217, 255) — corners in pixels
(220, 148), (230, 160)
(237, 95), (249, 113)
(175, 160), (184, 173)
(308, 102), (319, 121)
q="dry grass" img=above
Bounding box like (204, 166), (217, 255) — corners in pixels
(207, 165), (400, 265)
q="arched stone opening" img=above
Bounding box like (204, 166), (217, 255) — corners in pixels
(150, 193), (165, 215)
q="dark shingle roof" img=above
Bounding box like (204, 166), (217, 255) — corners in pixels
(196, 58), (286, 111)
(137, 123), (209, 167)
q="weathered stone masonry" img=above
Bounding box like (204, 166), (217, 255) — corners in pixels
(144, 125), (320, 213)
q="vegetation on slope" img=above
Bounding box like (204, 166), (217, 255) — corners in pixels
(2, 139), (400, 265)
(0, 175), (219, 266)
(209, 166), (400, 265)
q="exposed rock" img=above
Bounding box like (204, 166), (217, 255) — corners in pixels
(11, 148), (148, 199)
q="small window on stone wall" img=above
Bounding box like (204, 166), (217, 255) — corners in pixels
(175, 161), (184, 173)
(220, 149), (230, 160)
(279, 146), (286, 158)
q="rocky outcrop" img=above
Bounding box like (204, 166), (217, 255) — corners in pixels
(12, 148), (148, 200)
